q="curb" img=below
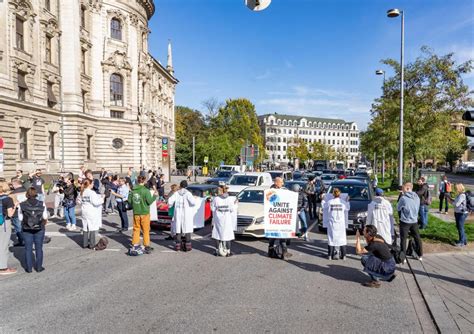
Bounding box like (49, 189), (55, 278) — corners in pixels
(407, 259), (460, 333)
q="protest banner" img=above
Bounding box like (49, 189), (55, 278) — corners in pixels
(264, 189), (298, 238)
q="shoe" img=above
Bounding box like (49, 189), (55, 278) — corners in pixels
(226, 252), (234, 257)
(387, 274), (397, 282)
(70, 225), (77, 231)
(174, 243), (181, 252)
(363, 280), (381, 288)
(340, 256), (346, 261)
(402, 259), (407, 265)
(144, 246), (153, 254)
(51, 215), (58, 219)
(36, 267), (45, 273)
(0, 268), (17, 275)
(185, 242), (192, 252)
(328, 255), (332, 260)
(44, 236), (51, 244)
(418, 257), (423, 262)
(66, 223), (71, 230)
(165, 235), (174, 240)
(444, 212), (448, 215)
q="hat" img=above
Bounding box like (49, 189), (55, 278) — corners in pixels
(375, 188), (384, 196)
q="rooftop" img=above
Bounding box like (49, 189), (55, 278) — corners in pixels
(259, 113), (354, 124)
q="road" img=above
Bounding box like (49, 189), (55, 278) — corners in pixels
(0, 211), (436, 333)
(447, 173), (474, 190)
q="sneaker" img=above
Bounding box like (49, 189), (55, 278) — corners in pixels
(444, 212), (448, 215)
(36, 267), (45, 273)
(66, 223), (71, 230)
(402, 259), (407, 265)
(70, 225), (77, 231)
(144, 246), (154, 254)
(328, 255), (332, 260)
(387, 274), (397, 282)
(283, 251), (293, 260)
(0, 268), (17, 275)
(340, 256), (346, 261)
(51, 215), (58, 219)
(363, 280), (381, 288)
(418, 257), (423, 262)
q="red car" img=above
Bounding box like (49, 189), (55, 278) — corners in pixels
(151, 184), (218, 229)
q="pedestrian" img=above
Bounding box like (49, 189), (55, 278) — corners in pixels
(29, 169), (45, 202)
(292, 183), (310, 241)
(415, 177), (430, 229)
(78, 179), (104, 249)
(211, 185), (236, 257)
(18, 187), (48, 273)
(114, 177), (130, 232)
(164, 184), (178, 241)
(51, 175), (65, 219)
(186, 169), (192, 182)
(85, 169), (101, 194)
(99, 168), (107, 181)
(268, 177), (292, 260)
(397, 182), (422, 262)
(10, 178), (27, 247)
(355, 225), (396, 288)
(16, 170), (30, 188)
(63, 176), (78, 231)
(146, 171), (157, 192)
(158, 174), (165, 200)
(447, 183), (468, 247)
(78, 165), (86, 184)
(366, 188), (395, 244)
(0, 181), (17, 275)
(125, 168), (133, 188)
(438, 175), (451, 214)
(304, 178), (317, 220)
(168, 180), (196, 252)
(323, 188), (350, 260)
(128, 175), (158, 254)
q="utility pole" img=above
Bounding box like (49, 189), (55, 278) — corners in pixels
(192, 136), (196, 182)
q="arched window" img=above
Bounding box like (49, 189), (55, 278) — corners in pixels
(111, 18), (122, 40)
(110, 73), (123, 106)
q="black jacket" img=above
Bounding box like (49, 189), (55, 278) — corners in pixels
(297, 191), (308, 211)
(416, 183), (430, 205)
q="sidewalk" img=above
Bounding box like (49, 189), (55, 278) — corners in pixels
(408, 252), (474, 333)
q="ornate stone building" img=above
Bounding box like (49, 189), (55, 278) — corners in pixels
(0, 0), (177, 179)
(258, 113), (360, 167)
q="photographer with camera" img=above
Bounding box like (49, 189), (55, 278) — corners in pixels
(51, 175), (66, 219)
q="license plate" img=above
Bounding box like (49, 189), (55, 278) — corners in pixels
(157, 219), (170, 224)
(237, 227), (246, 234)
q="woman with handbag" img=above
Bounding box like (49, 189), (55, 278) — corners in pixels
(78, 179), (104, 249)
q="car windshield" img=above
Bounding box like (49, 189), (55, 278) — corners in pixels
(321, 175), (335, 180)
(238, 190), (264, 203)
(268, 171), (283, 180)
(188, 187), (217, 197)
(229, 175), (258, 186)
(216, 171), (232, 178)
(328, 184), (370, 201)
(293, 172), (303, 180)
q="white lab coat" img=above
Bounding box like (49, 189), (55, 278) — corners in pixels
(366, 196), (394, 244)
(211, 194), (236, 241)
(79, 189), (104, 232)
(323, 197), (350, 246)
(168, 189), (197, 234)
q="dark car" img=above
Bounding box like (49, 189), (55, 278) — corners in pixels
(284, 180), (308, 190)
(354, 171), (370, 179)
(319, 179), (374, 231)
(346, 176), (370, 184)
(205, 171), (236, 185)
(333, 170), (346, 179)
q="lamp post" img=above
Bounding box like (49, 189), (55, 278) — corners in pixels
(387, 8), (405, 187)
(376, 69), (386, 183)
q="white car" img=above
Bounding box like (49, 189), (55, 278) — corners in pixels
(235, 186), (266, 238)
(227, 172), (273, 197)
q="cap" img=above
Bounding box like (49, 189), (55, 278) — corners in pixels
(375, 188), (384, 196)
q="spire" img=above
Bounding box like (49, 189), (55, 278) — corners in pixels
(167, 39), (174, 75)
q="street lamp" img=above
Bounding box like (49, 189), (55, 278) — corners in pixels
(376, 69), (386, 184)
(387, 8), (405, 187)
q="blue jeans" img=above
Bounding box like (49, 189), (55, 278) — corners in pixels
(117, 201), (129, 229)
(23, 229), (45, 272)
(11, 216), (24, 244)
(454, 212), (467, 245)
(64, 206), (77, 226)
(419, 205), (428, 229)
(298, 209), (308, 233)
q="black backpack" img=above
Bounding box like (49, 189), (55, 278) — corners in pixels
(20, 199), (45, 231)
(465, 191), (474, 213)
(388, 233), (406, 264)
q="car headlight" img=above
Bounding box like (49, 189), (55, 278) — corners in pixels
(254, 217), (264, 225)
(357, 212), (368, 218)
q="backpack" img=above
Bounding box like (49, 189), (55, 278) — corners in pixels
(388, 234), (406, 264)
(445, 182), (452, 193)
(20, 200), (44, 231)
(94, 237), (109, 251)
(465, 191), (474, 213)
(0, 195), (7, 226)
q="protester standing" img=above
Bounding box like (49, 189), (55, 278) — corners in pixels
(355, 225), (396, 288)
(18, 187), (48, 273)
(63, 176), (78, 231)
(211, 185), (236, 256)
(114, 177), (130, 232)
(415, 177), (430, 229)
(366, 188), (394, 244)
(447, 184), (468, 247)
(168, 180), (196, 252)
(128, 176), (158, 254)
(438, 175), (451, 214)
(304, 178), (317, 220)
(78, 180), (104, 249)
(323, 188), (350, 260)
(0, 182), (16, 275)
(268, 177), (292, 260)
(397, 182), (422, 262)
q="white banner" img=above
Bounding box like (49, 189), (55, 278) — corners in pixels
(264, 189), (298, 239)
(192, 197), (206, 229)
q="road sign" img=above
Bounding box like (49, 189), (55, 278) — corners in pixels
(162, 137), (169, 157)
(162, 138), (169, 145)
(162, 144), (168, 150)
(162, 150), (168, 157)
(204, 156), (209, 163)
(0, 137), (4, 149)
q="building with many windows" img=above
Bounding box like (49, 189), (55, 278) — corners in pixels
(0, 0), (177, 178)
(258, 113), (360, 167)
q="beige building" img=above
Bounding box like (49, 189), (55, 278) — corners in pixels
(0, 0), (177, 179)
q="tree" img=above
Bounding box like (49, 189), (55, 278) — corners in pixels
(287, 138), (309, 162)
(174, 106), (206, 170)
(442, 130), (468, 171)
(361, 47), (473, 173)
(309, 142), (336, 161)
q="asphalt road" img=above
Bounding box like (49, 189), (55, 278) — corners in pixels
(446, 173), (474, 190)
(0, 211), (435, 334)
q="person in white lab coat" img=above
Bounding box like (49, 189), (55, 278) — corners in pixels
(323, 188), (350, 260)
(168, 180), (197, 252)
(78, 179), (104, 249)
(211, 185), (236, 257)
(366, 188), (394, 244)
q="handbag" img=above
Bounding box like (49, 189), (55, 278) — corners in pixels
(124, 200), (133, 211)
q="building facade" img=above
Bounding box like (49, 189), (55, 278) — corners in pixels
(0, 0), (177, 179)
(258, 113), (360, 167)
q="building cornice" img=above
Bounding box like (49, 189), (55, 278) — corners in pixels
(149, 54), (178, 84)
(138, 0), (155, 20)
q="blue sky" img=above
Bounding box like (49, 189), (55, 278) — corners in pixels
(148, 0), (474, 130)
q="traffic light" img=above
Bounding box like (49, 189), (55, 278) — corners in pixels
(462, 111), (474, 137)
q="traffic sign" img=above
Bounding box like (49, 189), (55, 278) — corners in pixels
(0, 137), (4, 149)
(162, 144), (168, 150)
(162, 150), (168, 157)
(162, 137), (169, 145)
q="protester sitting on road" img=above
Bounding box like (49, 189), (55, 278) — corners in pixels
(268, 177), (292, 260)
(211, 184), (236, 257)
(18, 187), (48, 273)
(78, 180), (104, 249)
(324, 188), (350, 260)
(63, 176), (78, 231)
(128, 175), (158, 254)
(168, 180), (196, 252)
(397, 182), (422, 262)
(0, 181), (17, 275)
(366, 188), (394, 244)
(355, 225), (396, 288)
(446, 183), (468, 247)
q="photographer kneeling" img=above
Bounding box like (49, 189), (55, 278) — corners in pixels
(356, 225), (396, 288)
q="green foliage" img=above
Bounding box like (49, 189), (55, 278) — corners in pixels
(175, 106), (206, 170)
(287, 138), (309, 162)
(361, 47), (473, 173)
(309, 142), (336, 161)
